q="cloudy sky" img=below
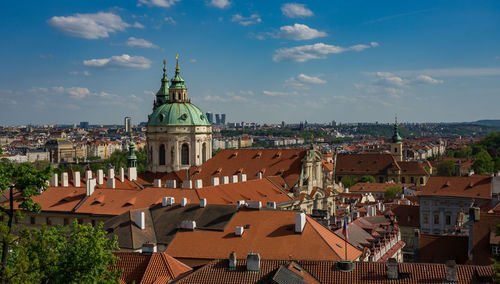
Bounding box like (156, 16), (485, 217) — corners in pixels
(1, 0), (500, 125)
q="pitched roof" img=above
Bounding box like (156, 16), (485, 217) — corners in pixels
(417, 234), (469, 264)
(418, 176), (492, 199)
(335, 153), (398, 176)
(111, 251), (192, 284)
(389, 205), (420, 227)
(12, 187), (86, 213)
(350, 183), (413, 193)
(175, 258), (493, 283)
(165, 209), (362, 261)
(398, 161), (430, 175)
(189, 149), (306, 190)
(104, 204), (238, 250)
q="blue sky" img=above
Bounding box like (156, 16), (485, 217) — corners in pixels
(0, 0), (500, 125)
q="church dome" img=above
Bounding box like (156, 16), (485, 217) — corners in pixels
(147, 102), (210, 126)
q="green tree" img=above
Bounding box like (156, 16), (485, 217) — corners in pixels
(341, 176), (358, 189)
(359, 175), (376, 183)
(385, 185), (402, 198)
(473, 150), (494, 174)
(437, 160), (456, 176)
(0, 160), (51, 283)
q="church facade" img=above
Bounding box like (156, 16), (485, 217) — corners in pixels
(146, 57), (212, 173)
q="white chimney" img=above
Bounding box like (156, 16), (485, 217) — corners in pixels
(211, 177), (220, 186)
(141, 243), (157, 254)
(247, 253), (260, 271)
(61, 172), (68, 187)
(257, 172), (263, 179)
(235, 226), (244, 236)
(154, 179), (162, 188)
(182, 180), (192, 189)
(134, 211), (145, 230)
(222, 176), (230, 184)
(97, 169), (104, 185)
(200, 198), (207, 208)
(127, 167), (137, 181)
(50, 173), (58, 187)
(108, 168), (115, 180)
(344, 187), (349, 193)
(194, 179), (203, 189)
(181, 197), (188, 207)
(162, 197), (175, 206)
(237, 200), (246, 207)
(107, 177), (116, 189)
(239, 174), (247, 182)
(231, 175), (238, 183)
(180, 220), (196, 230)
(119, 168), (125, 182)
(247, 201), (262, 209)
(295, 212), (306, 233)
(73, 171), (81, 187)
(85, 170), (92, 180)
(166, 180), (176, 188)
(86, 178), (96, 196)
(266, 201), (276, 209)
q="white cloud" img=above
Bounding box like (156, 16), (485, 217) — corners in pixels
(126, 37), (159, 49)
(281, 3), (313, 18)
(190, 58), (197, 63)
(210, 0), (230, 8)
(414, 74), (443, 84)
(164, 16), (176, 24)
(398, 67), (500, 77)
(69, 70), (91, 76)
(48, 12), (130, 39)
(286, 74), (326, 89)
(138, 0), (180, 8)
(297, 74), (326, 84)
(133, 21), (145, 28)
(231, 14), (261, 26)
(274, 23), (327, 40)
(83, 54), (152, 69)
(97, 91), (119, 98)
(273, 42), (377, 62)
(262, 90), (298, 96)
(66, 87), (90, 99)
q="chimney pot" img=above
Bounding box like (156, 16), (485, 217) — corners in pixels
(119, 168), (125, 182)
(162, 197), (175, 206)
(246, 253), (260, 271)
(85, 170), (92, 181)
(86, 178), (96, 196)
(257, 172), (263, 179)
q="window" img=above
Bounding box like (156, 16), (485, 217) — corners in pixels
(77, 219), (83, 224)
(410, 177), (415, 183)
(91, 220), (96, 227)
(423, 200), (429, 206)
(46, 217), (51, 226)
(492, 246), (500, 255)
(159, 145), (166, 165)
(401, 177), (406, 183)
(434, 201), (439, 206)
(423, 213), (429, 224)
(394, 148), (398, 153)
(181, 143), (189, 165)
(30, 217), (35, 224)
(64, 218), (69, 225)
(446, 215), (451, 225)
(434, 214), (439, 224)
(379, 177), (384, 183)
(202, 143), (207, 163)
(420, 177), (424, 184)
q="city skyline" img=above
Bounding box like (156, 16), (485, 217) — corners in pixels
(1, 0), (500, 125)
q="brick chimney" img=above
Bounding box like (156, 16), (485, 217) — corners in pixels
(445, 260), (457, 282)
(246, 253), (260, 271)
(386, 258), (398, 280)
(229, 251), (237, 270)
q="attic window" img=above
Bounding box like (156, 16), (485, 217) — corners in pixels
(275, 152), (282, 158)
(255, 151), (262, 158)
(124, 197), (136, 206)
(230, 152), (238, 158)
(215, 168), (222, 174)
(443, 181), (451, 187)
(291, 153), (298, 158)
(236, 168), (243, 174)
(467, 181), (474, 188)
(180, 113), (188, 120)
(244, 224), (251, 229)
(292, 265), (302, 272)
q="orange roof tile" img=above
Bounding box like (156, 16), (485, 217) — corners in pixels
(418, 176), (491, 199)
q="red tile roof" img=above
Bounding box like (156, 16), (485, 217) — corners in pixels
(111, 251), (192, 284)
(398, 161), (430, 175)
(165, 209), (362, 261)
(335, 153), (398, 176)
(472, 212), (500, 265)
(176, 258), (493, 283)
(417, 234), (469, 264)
(418, 176), (492, 199)
(350, 183), (413, 193)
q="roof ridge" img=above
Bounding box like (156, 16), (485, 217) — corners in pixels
(306, 216), (354, 260)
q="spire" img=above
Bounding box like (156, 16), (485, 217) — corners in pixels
(127, 131), (137, 168)
(170, 53), (186, 89)
(154, 60), (169, 109)
(392, 115), (402, 143)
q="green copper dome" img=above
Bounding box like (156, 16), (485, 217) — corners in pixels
(147, 102), (210, 126)
(392, 117), (402, 143)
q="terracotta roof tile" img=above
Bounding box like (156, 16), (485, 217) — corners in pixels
(418, 176), (492, 199)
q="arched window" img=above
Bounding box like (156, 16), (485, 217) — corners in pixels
(202, 143), (207, 163)
(420, 177), (424, 185)
(181, 143), (189, 165)
(159, 145), (165, 165)
(170, 147), (174, 164)
(401, 177), (406, 183)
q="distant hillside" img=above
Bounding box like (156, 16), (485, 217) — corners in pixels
(473, 120), (500, 127)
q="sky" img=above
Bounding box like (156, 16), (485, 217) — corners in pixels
(0, 0), (500, 125)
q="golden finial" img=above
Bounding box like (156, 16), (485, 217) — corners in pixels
(162, 60), (166, 72)
(176, 53), (179, 70)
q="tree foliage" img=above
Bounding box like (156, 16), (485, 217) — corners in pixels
(341, 176), (358, 189)
(437, 160), (456, 176)
(359, 175), (376, 183)
(385, 186), (402, 198)
(7, 221), (120, 284)
(448, 132), (500, 174)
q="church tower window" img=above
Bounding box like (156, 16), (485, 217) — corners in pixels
(202, 142), (207, 163)
(181, 143), (189, 165)
(159, 145), (166, 165)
